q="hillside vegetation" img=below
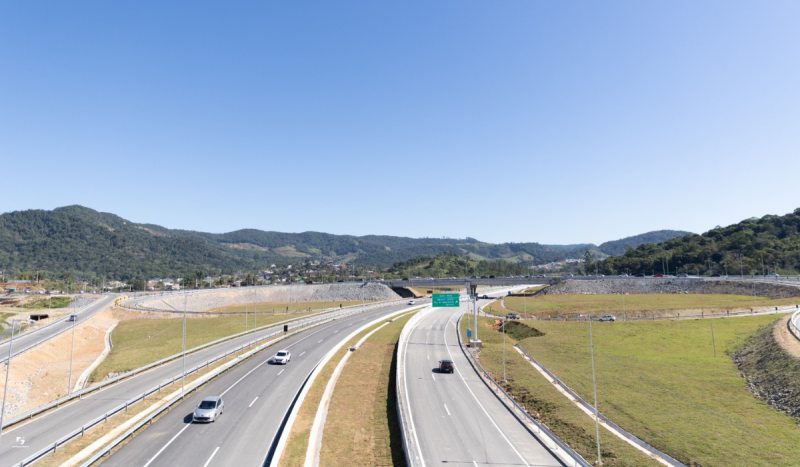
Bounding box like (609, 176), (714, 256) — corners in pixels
(599, 208), (800, 275)
(0, 205), (689, 279)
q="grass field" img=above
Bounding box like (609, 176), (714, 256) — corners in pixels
(208, 300), (367, 313)
(508, 315), (800, 466)
(90, 311), (318, 382)
(20, 296), (72, 309)
(460, 315), (662, 467)
(487, 293), (800, 318)
(319, 313), (411, 466)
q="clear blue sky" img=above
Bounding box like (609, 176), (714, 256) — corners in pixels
(2, 1), (799, 245)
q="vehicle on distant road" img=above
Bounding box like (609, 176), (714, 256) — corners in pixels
(595, 274), (605, 277)
(677, 273), (688, 277)
(271, 350), (291, 364)
(633, 273), (645, 277)
(653, 274), (664, 278)
(193, 396), (224, 423)
(408, 300), (416, 305)
(68, 314), (78, 322)
(401, 278), (409, 281)
(766, 273), (780, 277)
(710, 274), (721, 277)
(564, 274), (574, 278)
(438, 359), (454, 374)
(598, 315), (616, 322)
(488, 275), (496, 279)
(619, 274), (628, 277)
(506, 313), (519, 320)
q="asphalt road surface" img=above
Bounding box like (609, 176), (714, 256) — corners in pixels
(0, 294), (116, 364)
(403, 301), (564, 467)
(0, 302), (411, 466)
(100, 302), (413, 467)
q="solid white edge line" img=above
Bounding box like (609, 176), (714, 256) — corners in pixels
(143, 423), (191, 467)
(403, 307), (432, 467)
(202, 446), (221, 467)
(444, 404), (450, 416)
(278, 369), (285, 375)
(299, 351), (306, 356)
(249, 397), (259, 408)
(445, 307), (531, 467)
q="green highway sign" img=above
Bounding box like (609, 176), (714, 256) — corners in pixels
(432, 293), (460, 307)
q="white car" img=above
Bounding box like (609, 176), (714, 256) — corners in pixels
(598, 315), (616, 322)
(408, 300), (416, 305)
(271, 350), (291, 364)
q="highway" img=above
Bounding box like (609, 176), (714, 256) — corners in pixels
(402, 299), (564, 467)
(98, 303), (414, 467)
(0, 294), (116, 364)
(0, 301), (412, 466)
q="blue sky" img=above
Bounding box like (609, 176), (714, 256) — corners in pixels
(2, 1), (799, 244)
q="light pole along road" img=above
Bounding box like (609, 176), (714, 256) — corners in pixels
(402, 298), (564, 467)
(97, 302), (415, 467)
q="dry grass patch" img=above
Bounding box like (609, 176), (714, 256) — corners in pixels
(319, 314), (412, 467)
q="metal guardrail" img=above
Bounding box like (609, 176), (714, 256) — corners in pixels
(514, 345), (685, 467)
(12, 299), (400, 467)
(455, 314), (592, 467)
(788, 308), (800, 342)
(395, 307), (431, 467)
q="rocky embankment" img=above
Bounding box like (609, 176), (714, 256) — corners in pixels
(542, 279), (800, 299)
(139, 283), (401, 312)
(733, 320), (800, 420)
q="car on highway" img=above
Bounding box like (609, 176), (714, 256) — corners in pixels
(598, 315), (616, 322)
(506, 313), (519, 319)
(564, 274), (574, 278)
(710, 274), (721, 277)
(68, 314), (78, 322)
(653, 274), (664, 278)
(401, 278), (409, 281)
(767, 273), (780, 277)
(408, 300), (416, 305)
(271, 350), (291, 364)
(193, 396), (224, 423)
(488, 275), (496, 278)
(633, 273), (645, 277)
(677, 273), (688, 277)
(595, 274), (605, 277)
(618, 274), (628, 277)
(438, 359), (454, 374)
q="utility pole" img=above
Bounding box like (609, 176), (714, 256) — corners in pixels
(740, 254), (744, 278)
(502, 314), (507, 382)
(588, 315), (602, 465)
(68, 316), (76, 395)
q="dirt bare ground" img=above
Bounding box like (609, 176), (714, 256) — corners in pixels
(0, 308), (143, 418)
(772, 315), (800, 359)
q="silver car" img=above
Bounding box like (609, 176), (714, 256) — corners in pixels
(193, 396), (224, 423)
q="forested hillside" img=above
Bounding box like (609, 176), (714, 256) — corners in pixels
(598, 209), (800, 275)
(0, 205), (690, 279)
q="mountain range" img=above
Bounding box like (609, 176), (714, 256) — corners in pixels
(0, 205), (690, 279)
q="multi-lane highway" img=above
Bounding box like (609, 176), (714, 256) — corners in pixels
(402, 299), (564, 467)
(98, 302), (416, 467)
(0, 294), (116, 364)
(0, 301), (414, 466)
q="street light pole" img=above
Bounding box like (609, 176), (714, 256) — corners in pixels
(502, 315), (507, 382)
(68, 316), (76, 395)
(181, 293), (187, 398)
(588, 315), (602, 465)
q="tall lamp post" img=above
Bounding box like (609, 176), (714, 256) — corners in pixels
(1, 318), (33, 446)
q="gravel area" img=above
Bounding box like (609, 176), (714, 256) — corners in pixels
(140, 283), (401, 312)
(542, 279), (800, 299)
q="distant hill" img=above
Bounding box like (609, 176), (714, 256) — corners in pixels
(0, 205), (691, 279)
(597, 230), (693, 256)
(599, 209), (800, 275)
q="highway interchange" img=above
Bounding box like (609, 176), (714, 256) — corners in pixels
(4, 276), (799, 466)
